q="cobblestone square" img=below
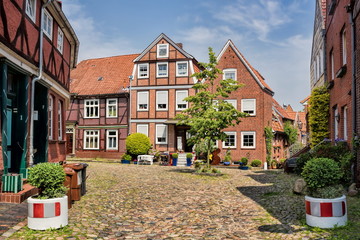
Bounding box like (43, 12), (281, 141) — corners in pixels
(8, 163), (331, 239)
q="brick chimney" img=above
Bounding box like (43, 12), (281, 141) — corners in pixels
(176, 43), (183, 49)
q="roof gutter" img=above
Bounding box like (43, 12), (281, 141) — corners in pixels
(29, 0), (54, 167)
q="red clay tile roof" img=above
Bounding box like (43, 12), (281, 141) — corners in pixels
(70, 54), (139, 95)
(272, 98), (293, 120)
(272, 119), (283, 132)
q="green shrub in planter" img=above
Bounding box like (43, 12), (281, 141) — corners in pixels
(126, 133), (151, 156)
(172, 153), (179, 159)
(27, 163), (67, 199)
(241, 157), (248, 166)
(250, 159), (262, 167)
(301, 158), (344, 198)
(186, 153), (193, 158)
(121, 154), (132, 161)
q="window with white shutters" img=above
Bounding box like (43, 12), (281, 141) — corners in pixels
(137, 124), (149, 136)
(176, 90), (188, 110)
(156, 124), (167, 144)
(137, 92), (149, 111)
(241, 99), (256, 116)
(156, 91), (168, 110)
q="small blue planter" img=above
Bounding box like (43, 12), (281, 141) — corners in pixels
(186, 158), (192, 166)
(239, 166), (249, 170)
(224, 162), (230, 166)
(121, 160), (130, 164)
(172, 158), (178, 166)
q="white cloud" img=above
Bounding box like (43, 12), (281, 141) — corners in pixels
(214, 0), (290, 41)
(61, 0), (137, 61)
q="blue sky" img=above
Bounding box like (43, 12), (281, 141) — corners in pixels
(62, 0), (314, 111)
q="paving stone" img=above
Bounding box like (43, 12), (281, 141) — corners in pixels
(3, 163), (331, 239)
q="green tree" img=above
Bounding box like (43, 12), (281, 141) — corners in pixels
(175, 47), (246, 169)
(284, 121), (298, 145)
(309, 86), (330, 147)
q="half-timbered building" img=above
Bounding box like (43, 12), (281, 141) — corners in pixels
(66, 54), (136, 159)
(130, 33), (201, 153)
(0, 0), (78, 180)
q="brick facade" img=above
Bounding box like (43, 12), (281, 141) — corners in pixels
(326, 0), (353, 144)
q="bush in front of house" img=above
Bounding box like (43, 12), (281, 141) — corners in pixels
(250, 159), (262, 167)
(121, 154), (132, 161)
(126, 133), (151, 157)
(240, 157), (248, 166)
(301, 157), (344, 198)
(28, 163), (67, 199)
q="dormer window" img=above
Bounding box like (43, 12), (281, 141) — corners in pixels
(157, 44), (169, 58)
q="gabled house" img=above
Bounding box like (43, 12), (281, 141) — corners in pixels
(130, 33), (201, 153)
(0, 0), (78, 177)
(213, 40), (274, 163)
(310, 0), (327, 90)
(66, 54), (137, 159)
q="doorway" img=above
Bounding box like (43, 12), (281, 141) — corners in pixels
(175, 126), (194, 152)
(2, 70), (28, 175)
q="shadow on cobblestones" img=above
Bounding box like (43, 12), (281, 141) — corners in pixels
(237, 170), (312, 236)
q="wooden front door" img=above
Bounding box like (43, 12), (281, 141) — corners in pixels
(66, 133), (73, 155)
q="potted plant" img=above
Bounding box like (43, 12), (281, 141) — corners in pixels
(27, 162), (68, 230)
(301, 157), (347, 228)
(223, 149), (232, 165)
(172, 153), (179, 166)
(186, 153), (193, 166)
(239, 157), (249, 170)
(121, 154), (132, 164)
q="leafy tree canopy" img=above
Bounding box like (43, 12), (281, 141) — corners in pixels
(175, 47), (247, 169)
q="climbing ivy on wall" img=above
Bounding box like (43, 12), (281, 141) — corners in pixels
(264, 126), (274, 165)
(309, 86), (330, 147)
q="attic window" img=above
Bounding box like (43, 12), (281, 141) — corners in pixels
(98, 77), (103, 81)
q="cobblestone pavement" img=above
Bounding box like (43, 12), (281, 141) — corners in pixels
(0, 202), (27, 238)
(7, 163), (329, 239)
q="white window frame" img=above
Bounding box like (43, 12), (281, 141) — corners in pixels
(106, 130), (118, 150)
(57, 27), (64, 54)
(157, 44), (169, 58)
(342, 30), (347, 65)
(241, 131), (256, 149)
(223, 68), (237, 81)
(43, 9), (53, 40)
(176, 90), (188, 110)
(176, 61), (188, 77)
(137, 91), (149, 111)
(84, 99), (99, 118)
(225, 99), (237, 109)
(156, 124), (168, 144)
(25, 0), (36, 23)
(137, 124), (149, 137)
(222, 132), (237, 148)
(138, 63), (149, 78)
(84, 130), (100, 150)
(106, 98), (118, 118)
(156, 91), (168, 111)
(58, 100), (63, 140)
(48, 96), (53, 140)
(241, 99), (256, 116)
(343, 106), (348, 140)
(156, 62), (168, 77)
